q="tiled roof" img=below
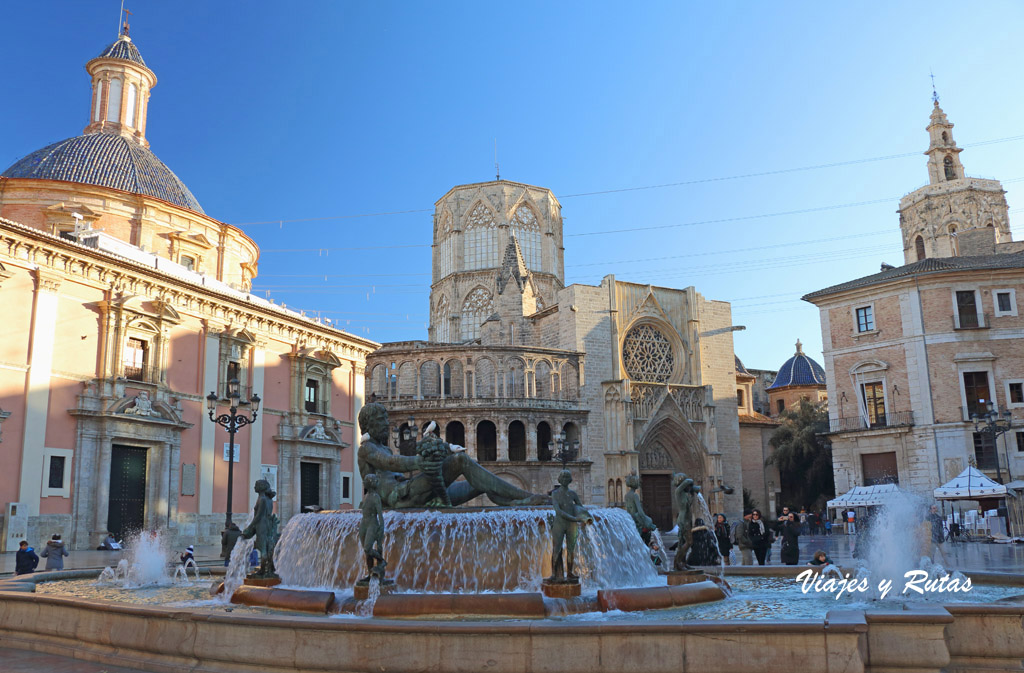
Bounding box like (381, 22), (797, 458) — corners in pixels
(803, 253), (1024, 300)
(768, 351), (826, 389)
(96, 36), (147, 67)
(735, 355), (752, 377)
(739, 410), (778, 425)
(2, 134), (204, 214)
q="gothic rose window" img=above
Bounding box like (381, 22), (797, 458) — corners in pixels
(464, 203), (498, 270)
(511, 205), (542, 270)
(622, 324), (674, 383)
(460, 288), (494, 341)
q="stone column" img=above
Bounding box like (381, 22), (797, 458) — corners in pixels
(527, 421), (538, 461)
(19, 271), (61, 514)
(497, 419), (509, 461)
(199, 332), (220, 516)
(465, 422), (477, 460)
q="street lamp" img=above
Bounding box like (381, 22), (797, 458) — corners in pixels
(207, 379), (260, 528)
(553, 431), (578, 467)
(971, 400), (1014, 483)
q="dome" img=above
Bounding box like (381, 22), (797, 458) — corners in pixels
(767, 340), (826, 389)
(95, 36), (147, 67)
(2, 133), (204, 214)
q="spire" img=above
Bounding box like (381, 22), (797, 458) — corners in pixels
(496, 233), (530, 294)
(924, 94), (964, 185)
(795, 339), (803, 354)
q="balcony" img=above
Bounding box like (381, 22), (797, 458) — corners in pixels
(829, 410), (914, 433)
(953, 313), (990, 330)
(120, 364), (161, 384)
(381, 396), (581, 412)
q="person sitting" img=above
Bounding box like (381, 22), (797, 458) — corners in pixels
(179, 545), (196, 568)
(97, 532), (120, 551)
(15, 541), (39, 575)
(807, 550), (833, 566)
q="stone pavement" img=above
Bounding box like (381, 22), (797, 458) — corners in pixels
(0, 646), (151, 672)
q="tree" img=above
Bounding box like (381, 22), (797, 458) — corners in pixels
(742, 488), (759, 513)
(766, 400), (835, 511)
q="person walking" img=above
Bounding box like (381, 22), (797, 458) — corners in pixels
(748, 509), (771, 566)
(40, 534), (69, 571)
(15, 541), (39, 575)
(714, 514), (733, 565)
(824, 518), (832, 536)
(928, 504), (949, 566)
(780, 513), (800, 565)
(799, 508), (809, 536)
(733, 509), (754, 565)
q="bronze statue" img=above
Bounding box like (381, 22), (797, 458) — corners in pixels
(357, 403), (547, 508)
(671, 473), (696, 571)
(358, 473), (387, 581)
(624, 473), (655, 544)
(240, 479), (279, 578)
(549, 469), (592, 582)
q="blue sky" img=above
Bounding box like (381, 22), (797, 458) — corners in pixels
(4, 2), (1024, 370)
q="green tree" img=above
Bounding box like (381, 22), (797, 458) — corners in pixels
(766, 400), (835, 511)
(742, 487), (759, 513)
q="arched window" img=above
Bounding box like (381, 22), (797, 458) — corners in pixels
(419, 361), (440, 398)
(508, 421), (526, 461)
(460, 288), (493, 341)
(463, 202), (498, 270)
(445, 421), (465, 447)
(941, 131), (949, 145)
(944, 155), (956, 181)
(106, 78), (123, 122)
(434, 294), (450, 343)
(915, 235), (926, 261)
(607, 480), (615, 503)
(511, 204), (542, 271)
(126, 83), (137, 127)
(537, 421), (552, 460)
(93, 80), (103, 121)
(477, 421), (497, 461)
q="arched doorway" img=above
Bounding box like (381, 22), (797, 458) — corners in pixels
(476, 420), (497, 461)
(508, 421), (526, 461)
(445, 421), (465, 447)
(635, 414), (707, 530)
(536, 421), (552, 461)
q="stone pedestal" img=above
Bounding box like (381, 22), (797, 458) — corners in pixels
(244, 576), (282, 587)
(542, 578), (581, 598)
(354, 579), (396, 600)
(665, 570), (706, 586)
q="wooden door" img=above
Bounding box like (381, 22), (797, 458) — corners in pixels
(641, 474), (673, 531)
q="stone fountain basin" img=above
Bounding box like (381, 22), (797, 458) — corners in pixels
(3, 568), (1024, 673)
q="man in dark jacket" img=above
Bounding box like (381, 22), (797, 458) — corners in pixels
(15, 540), (39, 575)
(221, 522), (242, 567)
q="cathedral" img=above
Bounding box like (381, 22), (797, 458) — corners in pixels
(366, 180), (745, 527)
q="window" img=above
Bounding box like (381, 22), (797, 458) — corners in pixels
(443, 363), (452, 396)
(776, 399), (785, 414)
(915, 236), (926, 261)
(106, 78), (122, 122)
(123, 337), (148, 381)
(460, 288), (494, 341)
(511, 205), (542, 270)
(944, 155), (956, 181)
(41, 448), (73, 498)
(855, 306), (875, 333)
(180, 255), (196, 271)
(956, 290), (980, 328)
(973, 432), (998, 470)
(227, 360), (240, 387)
(963, 371), (990, 418)
(861, 382), (886, 427)
(437, 211), (454, 279)
(305, 378), (320, 413)
(342, 475), (351, 500)
(862, 452), (898, 486)
(942, 131), (949, 144)
(1017, 431), (1024, 453)
(126, 83), (137, 127)
(463, 203), (498, 270)
(434, 295), (450, 343)
(994, 289), (1017, 317)
(737, 389), (745, 408)
(1008, 381), (1024, 407)
(93, 80), (102, 121)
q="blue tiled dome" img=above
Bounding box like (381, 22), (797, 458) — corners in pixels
(96, 36), (147, 67)
(767, 340), (826, 389)
(2, 134), (204, 214)
(735, 355), (752, 377)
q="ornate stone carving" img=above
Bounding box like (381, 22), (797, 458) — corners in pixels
(622, 324), (674, 383)
(638, 442), (673, 471)
(123, 391), (154, 416)
(460, 288), (494, 341)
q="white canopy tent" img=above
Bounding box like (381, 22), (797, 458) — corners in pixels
(827, 483), (902, 509)
(933, 466), (1007, 500)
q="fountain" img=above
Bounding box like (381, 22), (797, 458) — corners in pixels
(97, 530), (202, 589)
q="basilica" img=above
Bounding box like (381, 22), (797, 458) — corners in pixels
(366, 180), (748, 527)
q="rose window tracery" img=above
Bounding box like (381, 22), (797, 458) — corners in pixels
(622, 324), (674, 383)
(464, 203), (498, 270)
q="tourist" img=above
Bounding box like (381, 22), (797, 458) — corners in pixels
(221, 523), (241, 567)
(649, 541), (663, 567)
(824, 518), (832, 536)
(748, 509), (771, 566)
(812, 511), (822, 536)
(733, 509), (754, 565)
(97, 532), (120, 551)
(928, 505), (949, 565)
(40, 534), (69, 571)
(15, 541), (38, 575)
(780, 513), (800, 565)
(799, 508), (809, 535)
(714, 514), (733, 565)
(778, 506), (791, 523)
(180, 545), (195, 568)
(807, 550), (833, 566)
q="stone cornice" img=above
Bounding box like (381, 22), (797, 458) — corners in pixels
(0, 216), (379, 358)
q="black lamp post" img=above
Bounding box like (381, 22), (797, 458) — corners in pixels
(207, 379), (260, 528)
(971, 400), (1014, 484)
(552, 431), (580, 467)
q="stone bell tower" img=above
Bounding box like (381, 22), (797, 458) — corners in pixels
(897, 96), (1011, 264)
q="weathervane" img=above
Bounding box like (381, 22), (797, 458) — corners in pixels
(930, 70), (939, 106)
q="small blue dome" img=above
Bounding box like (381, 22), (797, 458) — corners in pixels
(768, 340), (826, 389)
(95, 36), (147, 67)
(2, 133), (203, 214)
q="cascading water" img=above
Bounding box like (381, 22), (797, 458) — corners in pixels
(275, 507), (659, 593)
(96, 530), (194, 589)
(221, 515), (256, 600)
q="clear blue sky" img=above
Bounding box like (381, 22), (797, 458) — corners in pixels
(4, 2), (1024, 370)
